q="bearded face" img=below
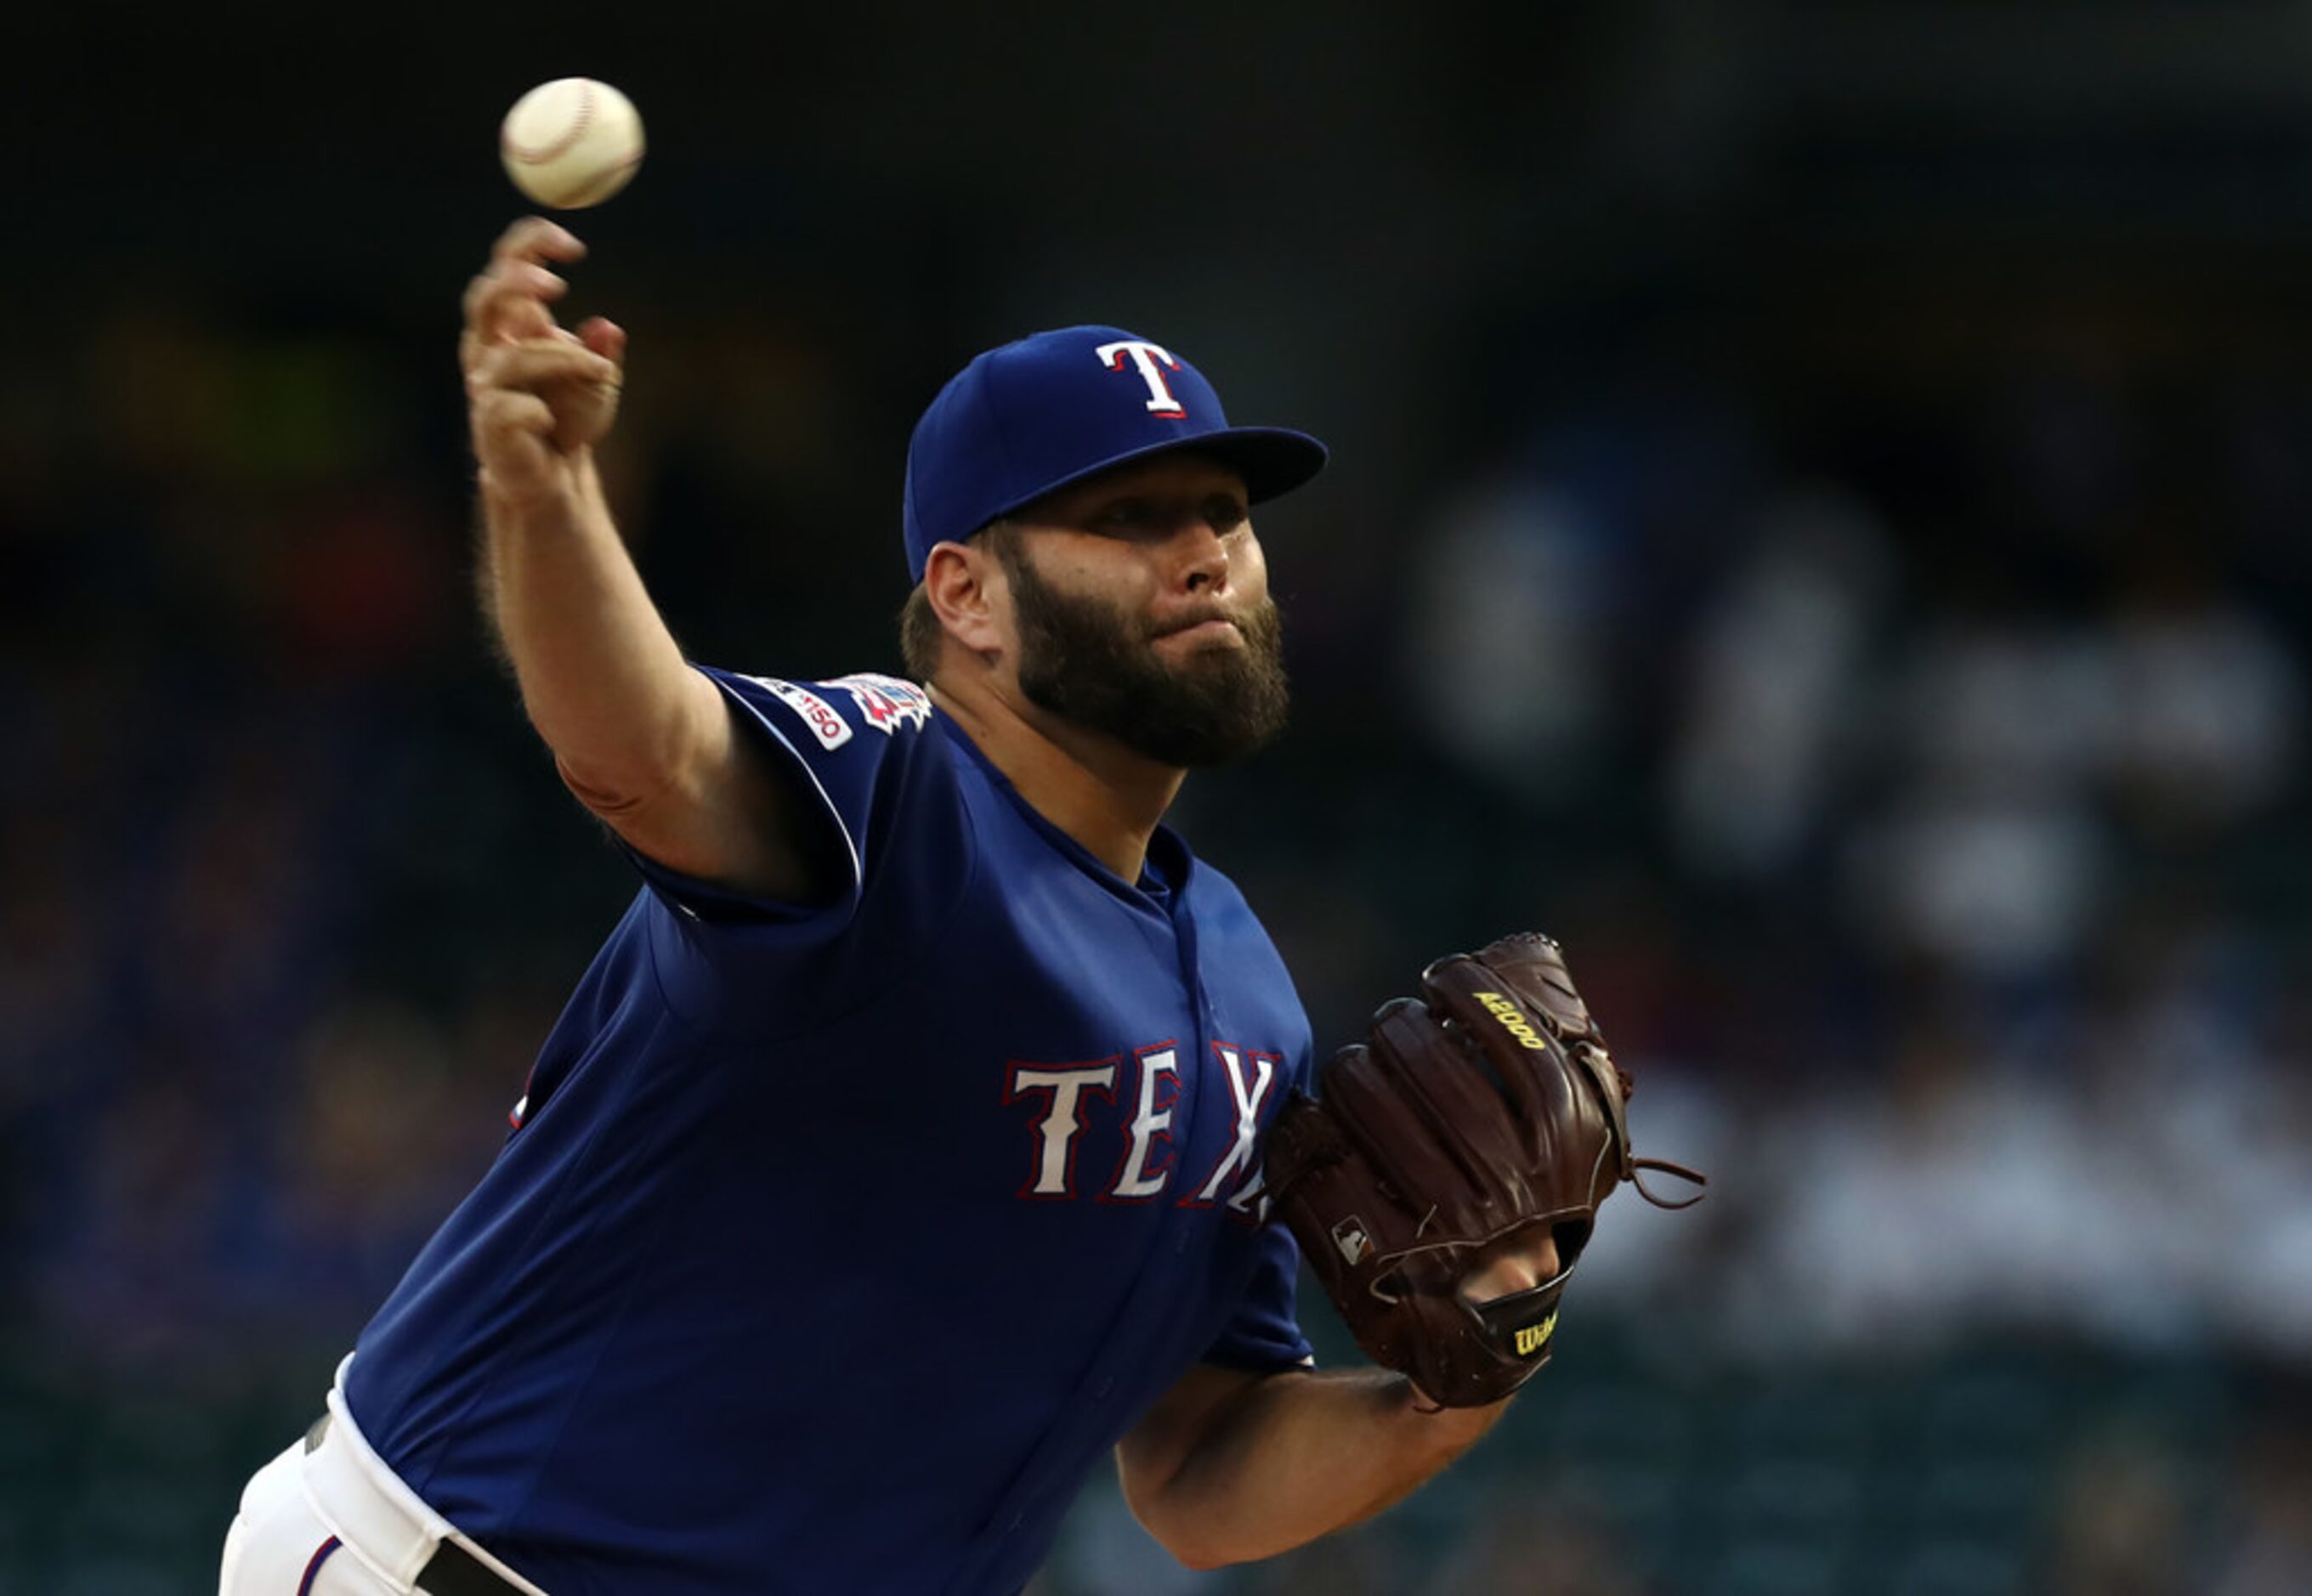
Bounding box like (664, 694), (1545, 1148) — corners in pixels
(993, 531), (1290, 768)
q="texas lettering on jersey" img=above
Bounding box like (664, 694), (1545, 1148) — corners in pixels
(1005, 1040), (1279, 1222)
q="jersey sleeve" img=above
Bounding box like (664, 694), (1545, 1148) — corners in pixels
(1199, 1223), (1317, 1372)
(620, 667), (972, 976)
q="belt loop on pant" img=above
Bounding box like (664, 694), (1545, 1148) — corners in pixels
(418, 1534), (530, 1596)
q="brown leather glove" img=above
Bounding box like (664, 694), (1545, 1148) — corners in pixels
(1265, 934), (1704, 1408)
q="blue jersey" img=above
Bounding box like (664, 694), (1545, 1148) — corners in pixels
(344, 666), (1316, 1596)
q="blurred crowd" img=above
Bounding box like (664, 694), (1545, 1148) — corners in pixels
(1397, 359), (2312, 1364)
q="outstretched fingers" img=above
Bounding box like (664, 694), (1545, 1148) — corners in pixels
(490, 214), (587, 267)
(460, 218), (590, 365)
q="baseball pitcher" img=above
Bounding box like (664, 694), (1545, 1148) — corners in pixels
(217, 218), (1699, 1596)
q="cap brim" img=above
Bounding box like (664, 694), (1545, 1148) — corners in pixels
(988, 425), (1329, 528)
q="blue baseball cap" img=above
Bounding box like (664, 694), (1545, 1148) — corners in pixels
(902, 325), (1329, 581)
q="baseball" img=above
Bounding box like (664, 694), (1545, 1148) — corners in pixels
(500, 78), (645, 209)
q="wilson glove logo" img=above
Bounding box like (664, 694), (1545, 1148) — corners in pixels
(1472, 992), (1550, 1051)
(1514, 1313), (1558, 1357)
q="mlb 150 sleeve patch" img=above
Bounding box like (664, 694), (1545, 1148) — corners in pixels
(742, 676), (855, 750)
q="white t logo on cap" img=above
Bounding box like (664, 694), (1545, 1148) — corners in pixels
(1096, 339), (1187, 417)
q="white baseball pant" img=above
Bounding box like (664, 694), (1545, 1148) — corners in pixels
(217, 1357), (548, 1596)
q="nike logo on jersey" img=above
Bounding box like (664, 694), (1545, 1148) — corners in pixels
(1004, 1041), (1281, 1218)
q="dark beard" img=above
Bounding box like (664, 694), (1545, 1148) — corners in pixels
(1000, 546), (1290, 767)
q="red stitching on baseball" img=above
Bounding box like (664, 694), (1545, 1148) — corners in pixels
(502, 81), (595, 165)
(556, 149), (644, 207)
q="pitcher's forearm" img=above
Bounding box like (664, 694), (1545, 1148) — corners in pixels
(481, 452), (721, 800)
(1133, 1368), (1507, 1569)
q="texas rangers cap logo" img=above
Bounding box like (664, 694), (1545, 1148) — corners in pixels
(1096, 339), (1187, 417)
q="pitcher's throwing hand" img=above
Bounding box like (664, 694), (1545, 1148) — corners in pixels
(462, 218), (625, 494)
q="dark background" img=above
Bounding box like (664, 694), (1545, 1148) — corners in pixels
(3, 3), (2309, 1592)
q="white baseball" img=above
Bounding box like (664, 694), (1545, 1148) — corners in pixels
(500, 78), (645, 209)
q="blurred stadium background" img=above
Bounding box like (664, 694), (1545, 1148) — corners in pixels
(6, 2), (2312, 1592)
